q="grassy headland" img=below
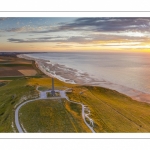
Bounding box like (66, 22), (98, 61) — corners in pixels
(18, 77), (150, 132)
(1, 55), (150, 132)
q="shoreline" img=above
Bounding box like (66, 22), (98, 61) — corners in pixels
(17, 54), (150, 104)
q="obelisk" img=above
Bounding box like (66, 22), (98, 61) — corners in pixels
(51, 78), (55, 96)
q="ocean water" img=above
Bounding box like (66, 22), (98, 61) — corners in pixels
(21, 52), (150, 95)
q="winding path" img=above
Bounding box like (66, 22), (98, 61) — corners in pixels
(59, 90), (95, 133)
(15, 88), (95, 133)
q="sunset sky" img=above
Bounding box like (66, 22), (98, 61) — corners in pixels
(0, 17), (150, 52)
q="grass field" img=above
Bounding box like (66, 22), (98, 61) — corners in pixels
(19, 77), (150, 133)
(0, 81), (8, 87)
(38, 86), (50, 91)
(0, 78), (39, 132)
(0, 76), (75, 132)
(1, 76), (150, 132)
(19, 98), (91, 132)
(28, 77), (77, 90)
(67, 86), (150, 132)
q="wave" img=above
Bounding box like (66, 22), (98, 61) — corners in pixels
(17, 54), (102, 85)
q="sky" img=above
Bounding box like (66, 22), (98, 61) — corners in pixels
(0, 17), (150, 52)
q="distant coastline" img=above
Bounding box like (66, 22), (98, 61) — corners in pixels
(17, 53), (150, 104)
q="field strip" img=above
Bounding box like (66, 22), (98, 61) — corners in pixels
(18, 69), (37, 76)
(15, 87), (95, 133)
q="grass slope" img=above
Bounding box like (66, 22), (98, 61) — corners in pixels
(67, 86), (150, 132)
(1, 76), (150, 133)
(28, 77), (77, 90)
(0, 78), (38, 132)
(19, 99), (91, 132)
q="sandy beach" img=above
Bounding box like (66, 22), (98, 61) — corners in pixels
(17, 54), (150, 104)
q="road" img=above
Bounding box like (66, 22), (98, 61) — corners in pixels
(15, 88), (95, 133)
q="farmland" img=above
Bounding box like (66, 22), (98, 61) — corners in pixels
(0, 56), (43, 79)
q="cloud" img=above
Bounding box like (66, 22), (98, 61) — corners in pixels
(91, 33), (148, 42)
(5, 25), (63, 33)
(66, 18), (150, 32)
(32, 18), (150, 33)
(7, 32), (148, 44)
(8, 37), (56, 43)
(6, 18), (150, 46)
(5, 18), (150, 34)
(6, 26), (35, 32)
(8, 35), (92, 44)
(98, 42), (141, 47)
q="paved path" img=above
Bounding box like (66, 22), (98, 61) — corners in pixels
(15, 98), (40, 133)
(39, 91), (47, 99)
(60, 90), (95, 133)
(15, 88), (95, 133)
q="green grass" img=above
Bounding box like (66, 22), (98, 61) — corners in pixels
(38, 86), (50, 91)
(19, 98), (91, 133)
(67, 86), (150, 132)
(28, 77), (77, 90)
(47, 92), (51, 97)
(0, 81), (8, 87)
(0, 78), (39, 132)
(0, 76), (73, 132)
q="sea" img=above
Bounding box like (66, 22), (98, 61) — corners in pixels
(18, 52), (150, 96)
